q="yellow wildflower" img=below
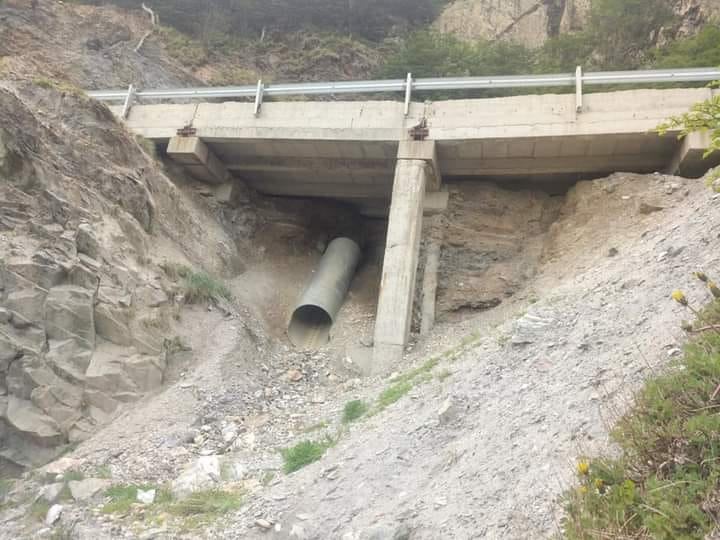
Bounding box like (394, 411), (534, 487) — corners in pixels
(694, 271), (709, 283)
(579, 485), (588, 495)
(671, 290), (688, 306)
(708, 281), (720, 300)
(577, 460), (590, 476)
(594, 478), (605, 490)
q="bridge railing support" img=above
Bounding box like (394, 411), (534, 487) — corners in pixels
(575, 66), (583, 113)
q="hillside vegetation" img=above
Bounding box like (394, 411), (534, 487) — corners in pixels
(67, 0), (720, 90)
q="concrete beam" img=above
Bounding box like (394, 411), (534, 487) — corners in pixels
(166, 136), (229, 184)
(397, 140), (441, 190)
(666, 131), (720, 178)
(373, 143), (433, 373)
(226, 156), (394, 175)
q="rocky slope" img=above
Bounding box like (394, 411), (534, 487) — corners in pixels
(0, 0), (197, 89)
(0, 80), (254, 469)
(2, 170), (713, 539)
(436, 0), (720, 47)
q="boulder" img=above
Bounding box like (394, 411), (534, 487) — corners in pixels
(44, 286), (95, 347)
(82, 388), (118, 415)
(4, 288), (46, 325)
(93, 303), (131, 346)
(171, 455), (221, 498)
(6, 259), (65, 290)
(68, 263), (99, 291)
(45, 504), (63, 526)
(0, 333), (18, 371)
(4, 396), (64, 446)
(46, 339), (92, 384)
(84, 349), (137, 395)
(123, 354), (165, 392)
(38, 482), (66, 504)
(75, 223), (102, 260)
(134, 285), (168, 308)
(68, 478), (111, 501)
(31, 380), (83, 433)
(6, 355), (55, 400)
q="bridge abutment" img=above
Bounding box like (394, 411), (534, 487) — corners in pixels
(373, 140), (440, 374)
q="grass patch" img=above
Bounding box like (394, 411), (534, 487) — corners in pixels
(341, 399), (368, 424)
(160, 263), (231, 304)
(376, 380), (413, 411)
(169, 488), (242, 517)
(32, 77), (86, 97)
(390, 357), (439, 386)
(94, 465), (112, 479)
(0, 478), (13, 500)
(563, 297), (720, 539)
(301, 420), (329, 434)
(282, 438), (335, 474)
(161, 262), (192, 281)
(157, 26), (209, 69)
(183, 271), (232, 304)
(63, 469), (84, 482)
(260, 471), (276, 486)
(102, 484), (171, 514)
(29, 499), (50, 522)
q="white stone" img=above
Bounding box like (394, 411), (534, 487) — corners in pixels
(171, 455), (221, 498)
(136, 488), (156, 504)
(45, 504), (63, 526)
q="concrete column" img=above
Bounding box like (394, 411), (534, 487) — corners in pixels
(166, 136), (229, 184)
(373, 140), (439, 373)
(665, 131), (720, 178)
(419, 215), (444, 337)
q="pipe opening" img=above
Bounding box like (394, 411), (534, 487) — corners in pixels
(288, 304), (333, 349)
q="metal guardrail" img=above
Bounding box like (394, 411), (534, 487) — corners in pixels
(87, 67), (720, 119)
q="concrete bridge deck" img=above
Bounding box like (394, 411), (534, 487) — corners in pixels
(114, 87), (719, 215)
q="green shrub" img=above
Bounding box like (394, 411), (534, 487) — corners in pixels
(563, 298), (720, 539)
(183, 271), (232, 304)
(169, 489), (242, 516)
(376, 380), (413, 410)
(102, 484), (171, 514)
(157, 26), (209, 69)
(341, 399), (368, 424)
(282, 438), (334, 473)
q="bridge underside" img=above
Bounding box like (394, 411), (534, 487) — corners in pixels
(112, 87), (720, 372)
(117, 87), (720, 216)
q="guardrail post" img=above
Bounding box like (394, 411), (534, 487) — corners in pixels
(575, 66), (583, 113)
(254, 80), (264, 117)
(404, 73), (413, 117)
(121, 84), (136, 119)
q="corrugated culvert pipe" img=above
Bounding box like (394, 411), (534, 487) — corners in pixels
(288, 237), (361, 349)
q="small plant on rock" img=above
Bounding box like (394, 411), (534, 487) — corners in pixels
(183, 271), (232, 304)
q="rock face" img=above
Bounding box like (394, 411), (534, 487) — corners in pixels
(0, 82), (247, 467)
(435, 0), (719, 48)
(432, 183), (560, 319)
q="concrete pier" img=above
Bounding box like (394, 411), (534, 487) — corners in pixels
(373, 141), (437, 373)
(166, 136), (229, 184)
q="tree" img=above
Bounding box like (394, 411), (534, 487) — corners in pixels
(589, 0), (675, 69)
(657, 93), (720, 157)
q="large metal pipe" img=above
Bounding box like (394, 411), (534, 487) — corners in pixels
(288, 237), (361, 349)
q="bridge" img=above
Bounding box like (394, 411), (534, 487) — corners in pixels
(90, 67), (720, 372)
